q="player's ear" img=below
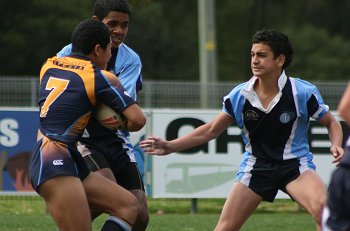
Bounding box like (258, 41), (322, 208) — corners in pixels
(92, 15), (98, 20)
(277, 54), (285, 68)
(94, 44), (102, 56)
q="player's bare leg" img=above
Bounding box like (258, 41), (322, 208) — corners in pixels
(83, 172), (139, 230)
(214, 182), (263, 231)
(129, 189), (149, 231)
(286, 170), (327, 231)
(39, 176), (92, 231)
(89, 168), (117, 220)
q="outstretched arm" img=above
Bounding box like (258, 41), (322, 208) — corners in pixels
(140, 112), (234, 156)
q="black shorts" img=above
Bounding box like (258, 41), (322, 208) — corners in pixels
(237, 155), (315, 202)
(77, 136), (144, 191)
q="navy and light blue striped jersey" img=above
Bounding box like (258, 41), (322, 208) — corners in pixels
(223, 71), (329, 161)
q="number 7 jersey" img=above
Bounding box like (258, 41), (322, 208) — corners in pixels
(38, 54), (136, 144)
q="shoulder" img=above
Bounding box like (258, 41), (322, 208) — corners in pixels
(290, 77), (318, 92)
(100, 70), (120, 84)
(57, 44), (72, 57)
(118, 43), (141, 64)
(226, 82), (248, 98)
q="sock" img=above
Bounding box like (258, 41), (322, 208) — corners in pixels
(101, 216), (132, 231)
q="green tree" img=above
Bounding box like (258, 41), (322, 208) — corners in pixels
(0, 0), (93, 75)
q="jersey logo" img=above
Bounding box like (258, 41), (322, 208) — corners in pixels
(124, 91), (130, 97)
(245, 110), (259, 121)
(280, 112), (295, 124)
(52, 160), (64, 166)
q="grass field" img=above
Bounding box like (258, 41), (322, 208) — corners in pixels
(0, 196), (316, 231)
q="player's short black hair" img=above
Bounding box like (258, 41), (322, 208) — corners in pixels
(93, 0), (131, 20)
(71, 19), (111, 55)
(252, 30), (294, 69)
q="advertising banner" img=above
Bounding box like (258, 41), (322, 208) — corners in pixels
(148, 109), (349, 198)
(0, 108), (38, 194)
(0, 108), (348, 199)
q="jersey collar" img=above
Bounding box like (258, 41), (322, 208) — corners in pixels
(241, 71), (288, 113)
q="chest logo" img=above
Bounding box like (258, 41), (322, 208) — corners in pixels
(245, 110), (260, 121)
(280, 112), (295, 124)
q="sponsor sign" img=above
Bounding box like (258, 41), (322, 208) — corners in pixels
(148, 109), (349, 198)
(0, 108), (348, 199)
(0, 108), (38, 193)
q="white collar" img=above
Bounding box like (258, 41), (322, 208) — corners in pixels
(241, 71), (288, 113)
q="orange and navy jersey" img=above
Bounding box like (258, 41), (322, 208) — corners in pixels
(38, 54), (135, 144)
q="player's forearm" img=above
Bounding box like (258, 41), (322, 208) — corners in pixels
(167, 124), (217, 153)
(327, 119), (343, 148)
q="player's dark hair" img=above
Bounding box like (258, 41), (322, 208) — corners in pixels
(71, 19), (111, 55)
(252, 30), (294, 69)
(93, 0), (131, 20)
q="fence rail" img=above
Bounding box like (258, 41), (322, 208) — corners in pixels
(0, 76), (347, 110)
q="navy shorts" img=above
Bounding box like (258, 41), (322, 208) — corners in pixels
(29, 137), (90, 193)
(326, 165), (350, 230)
(236, 154), (316, 202)
(77, 136), (145, 191)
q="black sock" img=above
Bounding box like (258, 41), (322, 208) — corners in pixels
(101, 220), (123, 231)
(101, 216), (132, 231)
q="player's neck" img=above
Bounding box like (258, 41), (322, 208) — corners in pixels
(254, 77), (279, 108)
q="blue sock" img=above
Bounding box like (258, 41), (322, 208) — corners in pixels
(101, 216), (132, 231)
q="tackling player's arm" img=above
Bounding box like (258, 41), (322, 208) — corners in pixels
(140, 112), (234, 156)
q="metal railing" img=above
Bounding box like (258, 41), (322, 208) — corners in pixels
(0, 76), (347, 110)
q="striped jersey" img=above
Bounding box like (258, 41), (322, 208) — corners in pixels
(223, 71), (329, 161)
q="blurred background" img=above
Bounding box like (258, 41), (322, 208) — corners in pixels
(0, 0), (349, 109)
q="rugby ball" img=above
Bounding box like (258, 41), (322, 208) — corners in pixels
(95, 103), (126, 130)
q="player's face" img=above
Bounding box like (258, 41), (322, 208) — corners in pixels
(101, 11), (129, 49)
(251, 43), (284, 79)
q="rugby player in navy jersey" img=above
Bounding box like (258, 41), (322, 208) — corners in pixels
(322, 82), (350, 231)
(29, 19), (146, 231)
(57, 1), (149, 230)
(140, 30), (344, 231)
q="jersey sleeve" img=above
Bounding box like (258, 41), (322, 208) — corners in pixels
(295, 78), (329, 121)
(222, 83), (246, 127)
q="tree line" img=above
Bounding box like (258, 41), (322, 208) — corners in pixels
(1, 0), (350, 82)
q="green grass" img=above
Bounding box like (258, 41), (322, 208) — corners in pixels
(0, 196), (315, 231)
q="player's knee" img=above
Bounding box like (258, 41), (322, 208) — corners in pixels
(118, 194), (140, 224)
